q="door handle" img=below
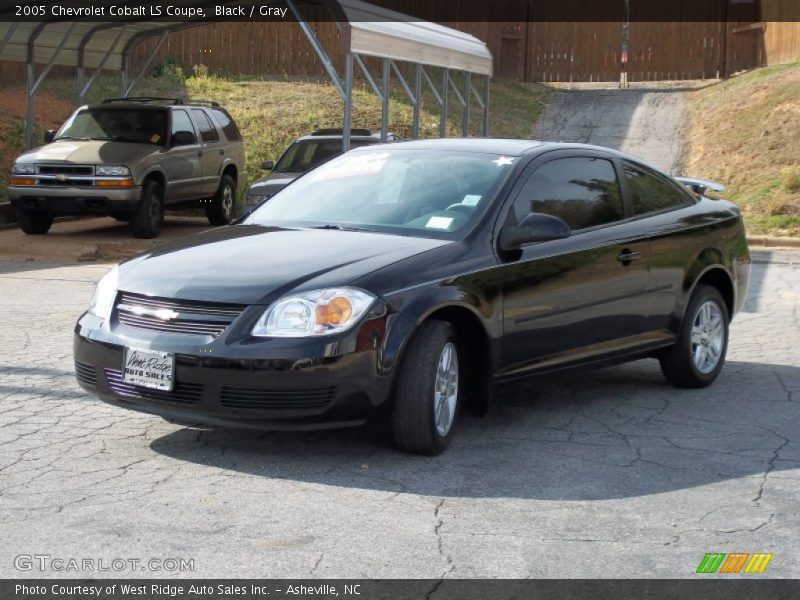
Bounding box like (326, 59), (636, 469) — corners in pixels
(617, 249), (643, 265)
(197, 151), (203, 157)
(219, 149), (224, 155)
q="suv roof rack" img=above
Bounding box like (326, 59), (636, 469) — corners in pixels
(311, 128), (373, 137)
(101, 97), (220, 107)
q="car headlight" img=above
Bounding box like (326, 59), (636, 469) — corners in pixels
(252, 287), (376, 337)
(12, 163), (35, 174)
(95, 165), (130, 177)
(88, 266), (119, 320)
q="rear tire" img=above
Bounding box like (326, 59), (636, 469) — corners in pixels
(16, 210), (53, 235)
(206, 174), (236, 225)
(130, 180), (163, 239)
(660, 285), (729, 388)
(391, 320), (461, 455)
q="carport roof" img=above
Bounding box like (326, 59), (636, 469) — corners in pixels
(0, 0), (493, 75)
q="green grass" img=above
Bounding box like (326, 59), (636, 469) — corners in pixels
(684, 62), (800, 237)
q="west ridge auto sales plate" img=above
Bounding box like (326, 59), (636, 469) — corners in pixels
(123, 348), (175, 391)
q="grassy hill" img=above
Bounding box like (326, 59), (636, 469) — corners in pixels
(0, 66), (551, 214)
(684, 63), (800, 237)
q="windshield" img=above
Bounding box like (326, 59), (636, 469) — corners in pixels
(273, 139), (373, 173)
(56, 108), (167, 145)
(245, 148), (517, 239)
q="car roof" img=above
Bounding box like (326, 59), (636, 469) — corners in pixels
(354, 138), (545, 155)
(347, 138), (674, 176)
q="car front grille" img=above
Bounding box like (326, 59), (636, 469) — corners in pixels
(74, 361), (97, 387)
(104, 369), (203, 405)
(220, 386), (336, 411)
(38, 178), (93, 186)
(115, 292), (246, 338)
(37, 165), (94, 176)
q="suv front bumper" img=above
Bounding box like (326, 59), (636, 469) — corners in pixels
(8, 184), (141, 214)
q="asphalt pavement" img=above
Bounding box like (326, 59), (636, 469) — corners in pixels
(0, 250), (798, 578)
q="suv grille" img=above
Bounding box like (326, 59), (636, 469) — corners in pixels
(37, 165), (95, 176)
(104, 369), (203, 405)
(115, 292), (246, 337)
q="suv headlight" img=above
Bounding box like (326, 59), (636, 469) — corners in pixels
(252, 287), (376, 337)
(95, 165), (130, 177)
(12, 163), (35, 174)
(88, 266), (119, 320)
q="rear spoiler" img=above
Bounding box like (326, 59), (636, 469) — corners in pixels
(675, 177), (726, 195)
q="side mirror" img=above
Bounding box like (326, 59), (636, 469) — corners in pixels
(171, 130), (196, 146)
(262, 160), (275, 171)
(44, 129), (56, 143)
(499, 212), (571, 251)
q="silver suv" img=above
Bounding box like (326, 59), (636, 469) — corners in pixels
(8, 98), (245, 238)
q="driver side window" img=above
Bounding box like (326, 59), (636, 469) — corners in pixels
(514, 157), (624, 230)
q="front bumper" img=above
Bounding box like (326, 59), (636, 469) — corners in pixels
(73, 310), (406, 431)
(9, 185), (141, 214)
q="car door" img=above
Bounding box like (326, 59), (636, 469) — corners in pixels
(163, 109), (203, 201)
(620, 160), (699, 332)
(497, 151), (652, 377)
(190, 108), (224, 197)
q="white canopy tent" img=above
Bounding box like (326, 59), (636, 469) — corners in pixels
(0, 0), (493, 149)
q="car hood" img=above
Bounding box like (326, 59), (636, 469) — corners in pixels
(15, 140), (158, 165)
(118, 225), (451, 305)
(247, 172), (298, 195)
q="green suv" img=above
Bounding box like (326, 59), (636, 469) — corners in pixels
(8, 98), (245, 238)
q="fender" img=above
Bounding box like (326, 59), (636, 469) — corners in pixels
(674, 250), (735, 327)
(381, 279), (502, 377)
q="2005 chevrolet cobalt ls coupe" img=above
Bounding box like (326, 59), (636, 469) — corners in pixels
(74, 139), (750, 454)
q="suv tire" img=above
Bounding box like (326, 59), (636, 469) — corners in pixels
(130, 180), (164, 239)
(206, 174), (236, 226)
(391, 320), (461, 455)
(660, 285), (729, 388)
(17, 210), (53, 235)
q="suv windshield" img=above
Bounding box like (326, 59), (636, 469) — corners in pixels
(56, 108), (167, 145)
(245, 148), (516, 239)
(273, 139), (373, 173)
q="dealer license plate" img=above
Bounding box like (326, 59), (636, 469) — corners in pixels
(122, 348), (175, 391)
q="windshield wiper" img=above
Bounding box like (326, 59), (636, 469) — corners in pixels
(54, 136), (91, 141)
(310, 224), (375, 232)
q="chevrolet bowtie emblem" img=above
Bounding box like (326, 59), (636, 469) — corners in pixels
(118, 303), (179, 322)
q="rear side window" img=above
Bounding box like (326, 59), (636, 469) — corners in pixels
(171, 109), (194, 137)
(624, 162), (690, 215)
(515, 157), (624, 230)
(191, 109), (220, 143)
(210, 108), (242, 142)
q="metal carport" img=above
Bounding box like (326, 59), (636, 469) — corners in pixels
(0, 0), (493, 150)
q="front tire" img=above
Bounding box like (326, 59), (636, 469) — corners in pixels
(206, 174), (236, 225)
(660, 285), (729, 388)
(130, 180), (164, 239)
(17, 210), (53, 235)
(391, 320), (461, 455)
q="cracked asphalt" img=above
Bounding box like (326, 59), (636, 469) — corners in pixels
(0, 250), (798, 579)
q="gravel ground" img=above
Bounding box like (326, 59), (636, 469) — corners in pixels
(0, 250), (798, 579)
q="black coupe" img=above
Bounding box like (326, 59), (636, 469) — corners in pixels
(74, 139), (751, 454)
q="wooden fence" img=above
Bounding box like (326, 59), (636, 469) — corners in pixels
(1, 1), (797, 88)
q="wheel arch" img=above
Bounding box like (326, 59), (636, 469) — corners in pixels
(387, 299), (493, 417)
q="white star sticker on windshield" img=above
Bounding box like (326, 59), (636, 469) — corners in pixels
(493, 156), (515, 166)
